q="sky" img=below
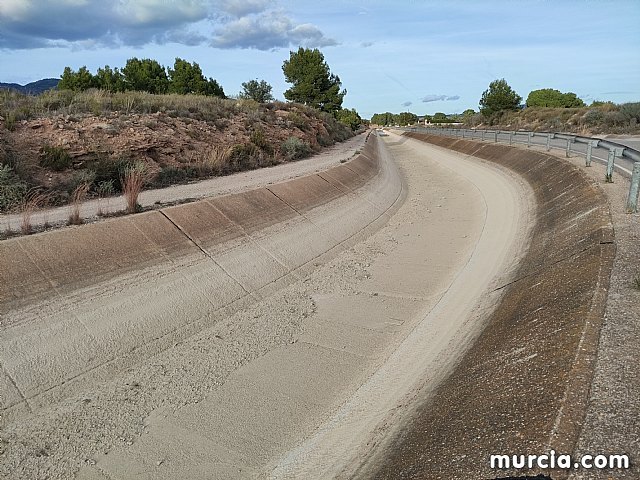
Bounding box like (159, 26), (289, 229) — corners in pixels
(1, 0), (639, 119)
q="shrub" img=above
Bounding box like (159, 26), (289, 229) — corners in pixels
(89, 156), (130, 192)
(120, 163), (146, 214)
(40, 145), (72, 171)
(583, 109), (604, 126)
(288, 112), (310, 131)
(250, 128), (273, 154)
(96, 179), (115, 216)
(4, 112), (17, 132)
(320, 112), (352, 142)
(316, 133), (333, 147)
(228, 143), (261, 172)
(68, 183), (90, 225)
(604, 111), (627, 127)
(620, 102), (640, 123)
(281, 137), (312, 161)
(154, 166), (197, 186)
(69, 170), (96, 192)
(187, 146), (231, 176)
(19, 189), (49, 234)
(0, 164), (27, 212)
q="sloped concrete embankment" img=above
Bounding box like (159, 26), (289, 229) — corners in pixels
(0, 133), (403, 425)
(372, 133), (615, 479)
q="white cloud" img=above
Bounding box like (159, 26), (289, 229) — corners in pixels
(219, 0), (269, 17)
(422, 94), (447, 102)
(422, 94), (460, 103)
(0, 0), (335, 51)
(211, 11), (337, 50)
(0, 0), (33, 21)
(116, 0), (207, 26)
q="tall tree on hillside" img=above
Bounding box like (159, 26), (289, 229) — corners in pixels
(202, 78), (225, 98)
(95, 66), (125, 92)
(121, 58), (169, 94)
(371, 112), (396, 126)
(336, 108), (363, 131)
(59, 66), (96, 91)
(167, 58), (224, 97)
(397, 111), (418, 126)
(526, 88), (585, 108)
(432, 112), (449, 123)
(239, 79), (274, 103)
(282, 48), (345, 114)
(479, 79), (522, 117)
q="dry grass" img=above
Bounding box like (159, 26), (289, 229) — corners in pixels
(121, 163), (145, 214)
(465, 103), (640, 134)
(96, 179), (115, 216)
(200, 145), (232, 175)
(68, 183), (90, 225)
(20, 189), (50, 234)
(1, 88), (242, 123)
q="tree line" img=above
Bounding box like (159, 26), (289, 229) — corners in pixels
(371, 80), (591, 126)
(370, 112), (418, 126)
(57, 48), (364, 131)
(59, 58), (225, 97)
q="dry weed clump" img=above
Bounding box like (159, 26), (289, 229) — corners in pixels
(197, 146), (232, 175)
(19, 189), (50, 234)
(68, 183), (90, 225)
(121, 163), (146, 214)
(96, 179), (115, 216)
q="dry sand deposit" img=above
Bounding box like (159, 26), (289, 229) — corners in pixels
(1, 131), (534, 479)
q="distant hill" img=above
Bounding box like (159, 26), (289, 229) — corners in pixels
(0, 78), (59, 95)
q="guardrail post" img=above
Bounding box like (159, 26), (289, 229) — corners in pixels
(566, 139), (571, 157)
(482, 130), (486, 141)
(547, 134), (551, 151)
(494, 131), (498, 143)
(606, 149), (615, 182)
(509, 131), (513, 145)
(527, 132), (532, 148)
(462, 129), (465, 138)
(627, 162), (640, 213)
(586, 142), (593, 166)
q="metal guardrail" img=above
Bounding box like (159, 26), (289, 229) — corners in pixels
(403, 126), (640, 213)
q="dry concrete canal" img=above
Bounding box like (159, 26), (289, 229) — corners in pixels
(0, 131), (616, 479)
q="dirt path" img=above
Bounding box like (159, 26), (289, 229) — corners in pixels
(0, 132), (534, 480)
(0, 134), (367, 235)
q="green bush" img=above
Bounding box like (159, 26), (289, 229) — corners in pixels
(68, 169), (96, 192)
(288, 112), (311, 131)
(154, 166), (197, 186)
(316, 133), (333, 147)
(39, 145), (72, 171)
(97, 179), (115, 197)
(228, 143), (261, 172)
(620, 102), (640, 123)
(0, 164), (27, 211)
(604, 111), (627, 127)
(583, 109), (604, 126)
(88, 156), (131, 192)
(250, 128), (273, 154)
(281, 137), (312, 161)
